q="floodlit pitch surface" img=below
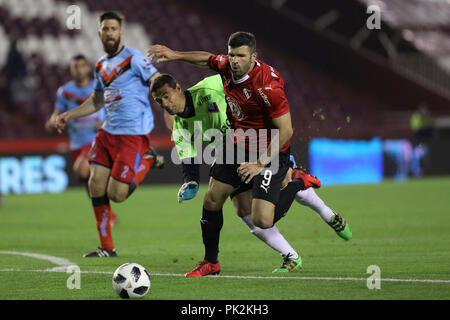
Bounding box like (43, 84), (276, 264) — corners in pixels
(0, 177), (449, 300)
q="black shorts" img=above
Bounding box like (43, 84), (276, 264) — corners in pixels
(229, 151), (296, 199)
(210, 140), (290, 205)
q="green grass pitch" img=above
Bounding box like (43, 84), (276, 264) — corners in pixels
(0, 177), (449, 300)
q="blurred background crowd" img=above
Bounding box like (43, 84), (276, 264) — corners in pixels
(0, 0), (449, 195)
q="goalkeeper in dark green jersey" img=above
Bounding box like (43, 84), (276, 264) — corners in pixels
(151, 73), (352, 274)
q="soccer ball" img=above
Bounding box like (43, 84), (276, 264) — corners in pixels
(112, 263), (151, 299)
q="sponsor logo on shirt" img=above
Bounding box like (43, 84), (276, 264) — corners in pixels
(269, 66), (278, 78)
(243, 88), (252, 99)
(258, 88), (271, 107)
(104, 88), (123, 104)
(199, 95), (211, 104)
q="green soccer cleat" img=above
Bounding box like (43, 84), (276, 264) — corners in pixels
(328, 213), (352, 240)
(272, 253), (303, 273)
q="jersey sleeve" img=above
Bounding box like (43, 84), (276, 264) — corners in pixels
(54, 87), (66, 112)
(208, 55), (229, 75)
(93, 68), (105, 92)
(256, 76), (290, 119)
(131, 51), (158, 82)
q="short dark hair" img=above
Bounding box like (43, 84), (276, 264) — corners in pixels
(151, 74), (178, 93)
(99, 11), (123, 26)
(71, 54), (88, 62)
(228, 32), (256, 53)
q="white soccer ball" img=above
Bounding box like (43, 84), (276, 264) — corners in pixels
(112, 263), (151, 299)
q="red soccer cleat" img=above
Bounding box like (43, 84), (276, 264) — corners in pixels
(292, 167), (321, 189)
(185, 260), (221, 277)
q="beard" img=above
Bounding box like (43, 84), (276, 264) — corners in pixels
(102, 37), (121, 55)
(231, 61), (252, 79)
(232, 68), (249, 80)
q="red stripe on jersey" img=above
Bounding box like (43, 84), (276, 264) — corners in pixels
(96, 55), (133, 87)
(104, 95), (122, 103)
(62, 90), (89, 104)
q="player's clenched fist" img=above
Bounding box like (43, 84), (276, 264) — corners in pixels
(55, 112), (71, 134)
(147, 45), (179, 63)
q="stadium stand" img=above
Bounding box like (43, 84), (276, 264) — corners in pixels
(0, 0), (448, 143)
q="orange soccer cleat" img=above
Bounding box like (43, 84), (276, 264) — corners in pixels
(185, 260), (221, 277)
(291, 167), (321, 189)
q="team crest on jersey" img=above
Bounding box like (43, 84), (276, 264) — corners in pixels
(243, 88), (252, 99)
(96, 55), (133, 87)
(226, 96), (245, 120)
(208, 102), (220, 113)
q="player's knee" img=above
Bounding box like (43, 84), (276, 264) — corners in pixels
(88, 176), (102, 196)
(231, 191), (253, 218)
(74, 165), (90, 181)
(251, 215), (273, 229)
(107, 190), (127, 203)
(236, 209), (251, 218)
(73, 157), (90, 181)
(203, 191), (226, 211)
(235, 204), (251, 218)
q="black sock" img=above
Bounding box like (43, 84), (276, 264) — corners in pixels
(91, 195), (109, 206)
(200, 207), (223, 264)
(273, 179), (304, 225)
(127, 182), (137, 198)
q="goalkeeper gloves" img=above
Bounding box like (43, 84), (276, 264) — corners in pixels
(177, 181), (199, 203)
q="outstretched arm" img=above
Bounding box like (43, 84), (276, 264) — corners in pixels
(147, 44), (213, 67)
(45, 108), (62, 133)
(55, 90), (104, 133)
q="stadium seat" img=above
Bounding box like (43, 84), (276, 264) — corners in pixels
(0, 0), (418, 139)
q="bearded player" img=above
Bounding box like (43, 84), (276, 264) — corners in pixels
(152, 73), (351, 273)
(55, 12), (163, 257)
(45, 54), (118, 226)
(149, 32), (347, 276)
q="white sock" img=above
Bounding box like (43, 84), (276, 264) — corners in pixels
(240, 215), (298, 259)
(295, 188), (335, 223)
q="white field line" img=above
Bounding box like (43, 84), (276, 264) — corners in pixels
(0, 250), (77, 271)
(0, 268), (449, 284)
(1, 251), (449, 284)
